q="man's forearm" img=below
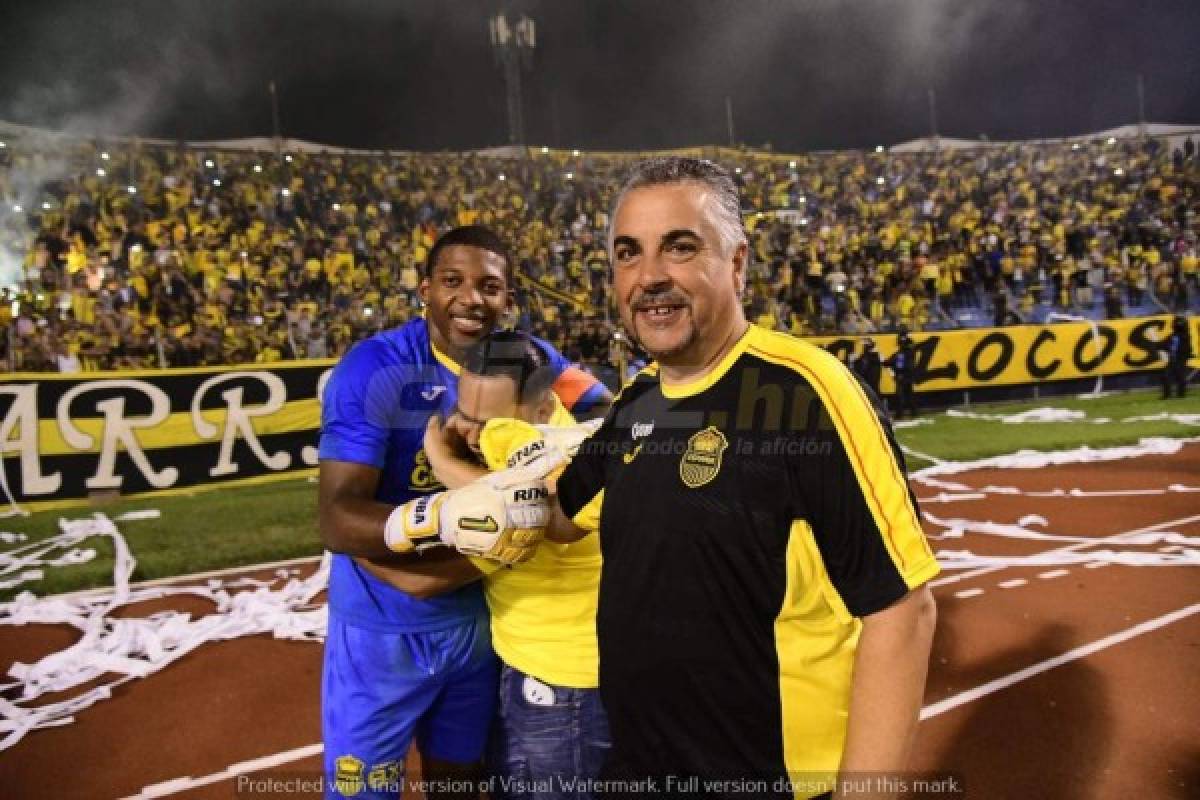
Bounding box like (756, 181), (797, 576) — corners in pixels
(319, 493), (407, 559)
(836, 585), (937, 798)
(545, 497), (589, 543)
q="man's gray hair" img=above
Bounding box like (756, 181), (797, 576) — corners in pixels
(608, 157), (748, 257)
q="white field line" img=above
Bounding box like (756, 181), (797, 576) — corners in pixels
(121, 742), (324, 799)
(920, 603), (1200, 720)
(131, 604), (1200, 796)
(930, 513), (1200, 588)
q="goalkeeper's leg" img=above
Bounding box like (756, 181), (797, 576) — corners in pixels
(322, 614), (498, 800)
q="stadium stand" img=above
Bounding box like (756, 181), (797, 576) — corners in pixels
(0, 125), (1197, 383)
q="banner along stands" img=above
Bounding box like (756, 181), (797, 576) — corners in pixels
(0, 314), (1190, 505)
(0, 361), (338, 507)
(809, 315), (1189, 394)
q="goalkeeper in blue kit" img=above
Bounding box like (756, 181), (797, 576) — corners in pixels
(317, 225), (609, 799)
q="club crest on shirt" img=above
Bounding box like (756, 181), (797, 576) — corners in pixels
(679, 426), (728, 488)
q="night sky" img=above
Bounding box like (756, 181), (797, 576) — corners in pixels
(0, 0), (1198, 153)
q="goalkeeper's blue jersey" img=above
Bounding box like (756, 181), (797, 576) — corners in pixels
(318, 317), (604, 631)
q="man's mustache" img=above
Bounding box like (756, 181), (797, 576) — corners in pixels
(630, 291), (689, 311)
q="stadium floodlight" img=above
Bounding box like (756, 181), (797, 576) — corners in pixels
(734, 167), (742, 174)
(541, 146), (549, 154)
(100, 151), (110, 160)
(42, 202), (51, 210)
(281, 188), (291, 197)
(12, 205), (22, 213)
(332, 203), (341, 211)
(1114, 168), (1124, 176)
(788, 160), (797, 168)
(1072, 143), (1081, 150)
(565, 172), (574, 180)
(127, 186), (137, 194)
(96, 168), (106, 177)
(1106, 136), (1116, 145)
(0, 141), (6, 148)
(572, 149), (580, 156)
(254, 165), (263, 173)
(498, 174), (506, 181)
(876, 145), (885, 153)
(285, 154), (294, 162)
(205, 159), (215, 168)
(490, 12), (536, 146)
(876, 177), (885, 185)
(213, 179), (221, 187)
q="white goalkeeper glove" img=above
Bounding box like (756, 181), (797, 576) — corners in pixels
(383, 467), (552, 564)
(480, 417), (601, 473)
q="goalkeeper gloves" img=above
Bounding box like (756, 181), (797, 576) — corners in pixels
(383, 467), (551, 564)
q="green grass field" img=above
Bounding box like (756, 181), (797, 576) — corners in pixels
(898, 388), (1200, 469)
(2, 388), (1197, 600)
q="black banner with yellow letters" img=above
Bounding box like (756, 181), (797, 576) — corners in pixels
(806, 314), (1190, 394)
(0, 360), (334, 506)
(0, 315), (1191, 505)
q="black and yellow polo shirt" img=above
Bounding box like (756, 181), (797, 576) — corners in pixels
(557, 324), (939, 798)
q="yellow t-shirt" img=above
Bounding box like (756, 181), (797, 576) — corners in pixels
(473, 402), (602, 688)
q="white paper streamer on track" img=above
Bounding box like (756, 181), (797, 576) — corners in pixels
(918, 483), (1200, 504)
(935, 546), (1200, 569)
(1109, 412), (1200, 426)
(922, 513), (1096, 543)
(945, 408), (1087, 424)
(911, 436), (1200, 484)
(0, 513), (330, 752)
(893, 418), (933, 428)
(917, 408), (1199, 427)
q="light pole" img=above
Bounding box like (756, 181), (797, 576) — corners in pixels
(489, 11), (536, 147)
(269, 80), (282, 157)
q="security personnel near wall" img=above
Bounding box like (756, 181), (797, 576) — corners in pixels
(852, 338), (882, 398)
(884, 329), (918, 419)
(1158, 314), (1194, 399)
(542, 158), (940, 799)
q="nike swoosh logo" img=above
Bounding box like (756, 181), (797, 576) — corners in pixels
(459, 515), (499, 534)
(420, 386), (447, 401)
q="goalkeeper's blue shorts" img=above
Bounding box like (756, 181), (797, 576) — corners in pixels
(321, 611), (498, 799)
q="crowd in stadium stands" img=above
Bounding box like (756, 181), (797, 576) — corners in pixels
(0, 132), (1196, 379)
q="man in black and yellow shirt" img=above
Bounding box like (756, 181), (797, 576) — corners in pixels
(548, 158), (939, 799)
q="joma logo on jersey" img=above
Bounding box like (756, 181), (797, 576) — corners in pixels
(507, 440), (546, 468)
(512, 487), (549, 502)
(680, 426), (729, 488)
(632, 422), (655, 440)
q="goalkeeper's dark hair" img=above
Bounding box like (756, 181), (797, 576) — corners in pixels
(462, 330), (557, 405)
(425, 224), (513, 282)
